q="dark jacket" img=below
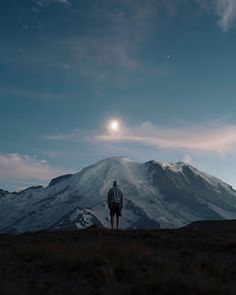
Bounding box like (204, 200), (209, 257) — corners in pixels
(107, 186), (123, 208)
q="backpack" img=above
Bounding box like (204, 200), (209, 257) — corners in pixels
(109, 187), (122, 205)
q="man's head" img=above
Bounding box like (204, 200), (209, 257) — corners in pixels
(113, 180), (118, 187)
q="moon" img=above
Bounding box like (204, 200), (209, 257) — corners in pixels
(110, 120), (119, 131)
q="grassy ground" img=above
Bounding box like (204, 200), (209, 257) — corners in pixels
(1, 228), (236, 295)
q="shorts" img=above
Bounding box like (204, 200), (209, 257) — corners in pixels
(109, 205), (122, 217)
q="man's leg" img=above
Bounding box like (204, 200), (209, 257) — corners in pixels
(116, 216), (119, 229)
(110, 215), (114, 230)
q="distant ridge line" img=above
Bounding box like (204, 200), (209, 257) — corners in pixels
(182, 219), (236, 232)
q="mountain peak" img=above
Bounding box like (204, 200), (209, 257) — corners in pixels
(103, 156), (134, 163)
(145, 160), (189, 172)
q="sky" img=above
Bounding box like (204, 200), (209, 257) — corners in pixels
(1, 0), (236, 191)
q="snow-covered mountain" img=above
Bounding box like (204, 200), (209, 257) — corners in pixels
(1, 157), (236, 233)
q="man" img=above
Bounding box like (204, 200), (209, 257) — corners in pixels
(107, 180), (124, 230)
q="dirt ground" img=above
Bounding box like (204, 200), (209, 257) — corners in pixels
(1, 228), (236, 295)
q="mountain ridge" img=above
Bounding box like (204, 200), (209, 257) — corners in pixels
(1, 157), (236, 233)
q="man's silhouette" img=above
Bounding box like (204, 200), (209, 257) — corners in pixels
(107, 181), (124, 230)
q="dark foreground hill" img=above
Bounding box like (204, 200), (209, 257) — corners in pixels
(1, 228), (236, 295)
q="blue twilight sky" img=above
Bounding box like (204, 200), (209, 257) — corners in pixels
(1, 0), (236, 191)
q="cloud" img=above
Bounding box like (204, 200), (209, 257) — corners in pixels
(197, 0), (236, 31)
(94, 122), (236, 154)
(1, 0), (170, 89)
(0, 153), (61, 184)
(44, 129), (92, 142)
(45, 122), (236, 154)
(214, 0), (236, 31)
(66, 1), (152, 72)
(183, 154), (192, 164)
(56, 0), (69, 3)
(0, 86), (69, 102)
(36, 0), (70, 7)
